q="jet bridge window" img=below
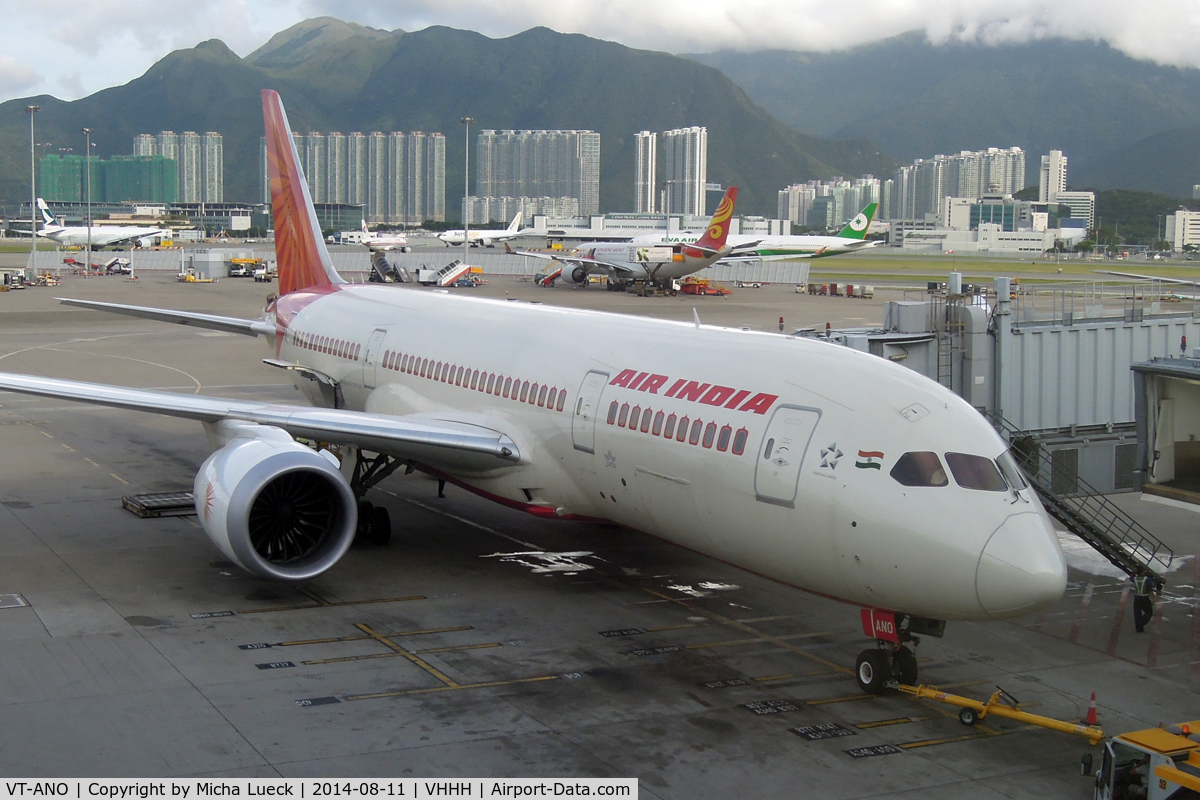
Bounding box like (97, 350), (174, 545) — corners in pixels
(945, 453), (1008, 492)
(890, 452), (949, 487)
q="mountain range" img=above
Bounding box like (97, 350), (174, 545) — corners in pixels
(0, 20), (893, 218)
(687, 34), (1200, 198)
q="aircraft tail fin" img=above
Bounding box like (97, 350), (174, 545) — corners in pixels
(261, 89), (344, 295)
(693, 187), (738, 251)
(37, 198), (60, 229)
(836, 203), (877, 239)
(507, 212), (523, 233)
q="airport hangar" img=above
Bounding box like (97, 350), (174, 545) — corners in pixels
(0, 257), (1198, 794)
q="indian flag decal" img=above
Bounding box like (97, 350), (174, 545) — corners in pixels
(855, 450), (884, 470)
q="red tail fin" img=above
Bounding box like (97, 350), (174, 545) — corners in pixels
(694, 187), (738, 250)
(262, 90), (343, 296)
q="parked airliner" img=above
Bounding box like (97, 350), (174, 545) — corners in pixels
(359, 220), (411, 252)
(34, 198), (169, 249)
(0, 91), (1066, 693)
(438, 213), (524, 247)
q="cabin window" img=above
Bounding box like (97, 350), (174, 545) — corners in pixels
(717, 425), (732, 452)
(503, 377), (513, 397)
(537, 385), (548, 407)
(652, 411), (664, 436)
(676, 416), (689, 442)
(641, 409), (653, 433)
(689, 419), (703, 445)
(890, 452), (949, 487)
(529, 383), (539, 404)
(457, 366), (465, 385)
(520, 381), (530, 402)
(732, 428), (749, 455)
(628, 406), (641, 430)
(487, 373), (496, 393)
(946, 453), (1009, 492)
(547, 387), (557, 408)
(469, 370), (478, 389)
(556, 391), (566, 412)
(607, 401), (619, 425)
(618, 403), (630, 427)
(702, 422), (717, 448)
(664, 414), (677, 439)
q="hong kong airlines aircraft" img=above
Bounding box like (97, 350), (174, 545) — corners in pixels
(0, 91), (1066, 693)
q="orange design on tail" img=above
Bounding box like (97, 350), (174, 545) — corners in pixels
(695, 187), (738, 250)
(262, 90), (342, 296)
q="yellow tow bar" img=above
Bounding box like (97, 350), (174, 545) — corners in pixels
(897, 684), (1105, 745)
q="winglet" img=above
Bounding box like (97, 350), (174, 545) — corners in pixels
(836, 203), (877, 240)
(261, 90), (344, 295)
(693, 187), (738, 251)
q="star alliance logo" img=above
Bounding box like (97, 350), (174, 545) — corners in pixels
(820, 444), (843, 470)
(604, 450), (617, 468)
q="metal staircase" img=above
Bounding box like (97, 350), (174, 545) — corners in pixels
(988, 413), (1173, 585)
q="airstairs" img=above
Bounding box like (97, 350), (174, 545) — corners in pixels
(988, 413), (1174, 585)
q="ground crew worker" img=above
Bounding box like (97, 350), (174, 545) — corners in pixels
(1132, 570), (1157, 633)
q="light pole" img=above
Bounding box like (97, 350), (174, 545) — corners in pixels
(25, 105), (38, 269)
(460, 116), (473, 264)
(82, 128), (93, 270)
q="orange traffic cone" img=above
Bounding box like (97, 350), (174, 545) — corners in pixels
(1085, 692), (1098, 726)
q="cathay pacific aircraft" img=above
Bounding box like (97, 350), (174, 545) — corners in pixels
(0, 91), (1065, 695)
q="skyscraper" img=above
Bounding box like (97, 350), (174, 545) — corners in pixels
(367, 132), (388, 222)
(662, 126), (707, 216)
(327, 132), (347, 204)
(891, 147), (1026, 219)
(180, 132), (202, 203)
(347, 132), (367, 208)
(634, 131), (656, 213)
(304, 133), (326, 203)
(1039, 149), (1067, 203)
(474, 129), (600, 219)
(201, 132), (223, 202)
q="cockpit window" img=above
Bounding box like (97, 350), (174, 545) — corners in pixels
(996, 451), (1028, 490)
(946, 453), (1009, 491)
(890, 452), (949, 487)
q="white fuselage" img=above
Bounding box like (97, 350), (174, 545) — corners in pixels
(272, 285), (1066, 622)
(438, 229), (520, 246)
(40, 225), (167, 248)
(633, 231), (875, 259)
(363, 232), (409, 250)
(562, 242), (724, 281)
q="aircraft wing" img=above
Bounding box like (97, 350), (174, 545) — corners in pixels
(57, 298), (276, 338)
(509, 248), (635, 276)
(0, 372), (520, 471)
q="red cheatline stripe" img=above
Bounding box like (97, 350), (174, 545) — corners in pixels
(858, 451), (884, 458)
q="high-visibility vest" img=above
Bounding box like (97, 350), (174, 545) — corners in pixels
(1133, 575), (1153, 596)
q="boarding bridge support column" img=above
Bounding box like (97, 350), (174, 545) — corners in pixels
(993, 277), (1011, 425)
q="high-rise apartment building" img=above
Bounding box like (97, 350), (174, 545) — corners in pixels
(778, 176), (883, 228)
(1039, 150), (1067, 203)
(179, 132), (202, 203)
(891, 147), (1026, 220)
(473, 129), (600, 220)
(634, 131), (656, 213)
(327, 132), (347, 204)
(662, 127), (707, 216)
(347, 132), (367, 208)
(1055, 191), (1095, 230)
(201, 132), (223, 202)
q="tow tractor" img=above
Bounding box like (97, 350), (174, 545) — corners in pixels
(1088, 722), (1200, 799)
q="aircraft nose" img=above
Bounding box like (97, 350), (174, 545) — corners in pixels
(975, 511), (1067, 618)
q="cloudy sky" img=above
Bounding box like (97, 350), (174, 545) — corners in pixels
(1, 0), (1197, 104)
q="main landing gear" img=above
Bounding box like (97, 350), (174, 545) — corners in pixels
(347, 449), (410, 547)
(855, 609), (945, 694)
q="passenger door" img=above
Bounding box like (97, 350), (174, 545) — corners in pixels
(362, 328), (386, 390)
(754, 405), (821, 507)
(572, 370), (609, 454)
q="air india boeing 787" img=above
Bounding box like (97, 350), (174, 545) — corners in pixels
(0, 91), (1066, 694)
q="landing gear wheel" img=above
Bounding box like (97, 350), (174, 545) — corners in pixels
(892, 645), (918, 686)
(355, 500), (374, 542)
(856, 649), (891, 695)
(959, 707), (978, 726)
(369, 506), (392, 546)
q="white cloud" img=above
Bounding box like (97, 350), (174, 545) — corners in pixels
(1, 0), (1200, 104)
(0, 54), (40, 97)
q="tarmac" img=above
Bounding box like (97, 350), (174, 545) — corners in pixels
(0, 272), (1198, 794)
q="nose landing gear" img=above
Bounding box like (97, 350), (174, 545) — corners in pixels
(856, 609), (945, 694)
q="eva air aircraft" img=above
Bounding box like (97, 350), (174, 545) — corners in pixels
(634, 202), (881, 262)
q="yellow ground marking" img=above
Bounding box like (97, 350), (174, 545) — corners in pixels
(61, 444), (73, 452)
(856, 715), (932, 729)
(684, 629), (854, 650)
(239, 586), (425, 614)
(354, 623), (460, 686)
(644, 613), (808, 633)
(109, 473), (129, 485)
(808, 680), (987, 707)
(303, 641), (501, 666)
(83, 458), (99, 467)
(41, 431), (53, 439)
(278, 626), (473, 647)
(344, 674), (558, 702)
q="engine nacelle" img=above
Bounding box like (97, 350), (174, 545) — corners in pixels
(479, 237), (493, 247)
(194, 427), (357, 581)
(570, 266), (589, 284)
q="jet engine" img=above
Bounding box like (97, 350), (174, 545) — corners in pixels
(569, 267), (589, 284)
(478, 237), (493, 247)
(194, 426), (357, 581)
